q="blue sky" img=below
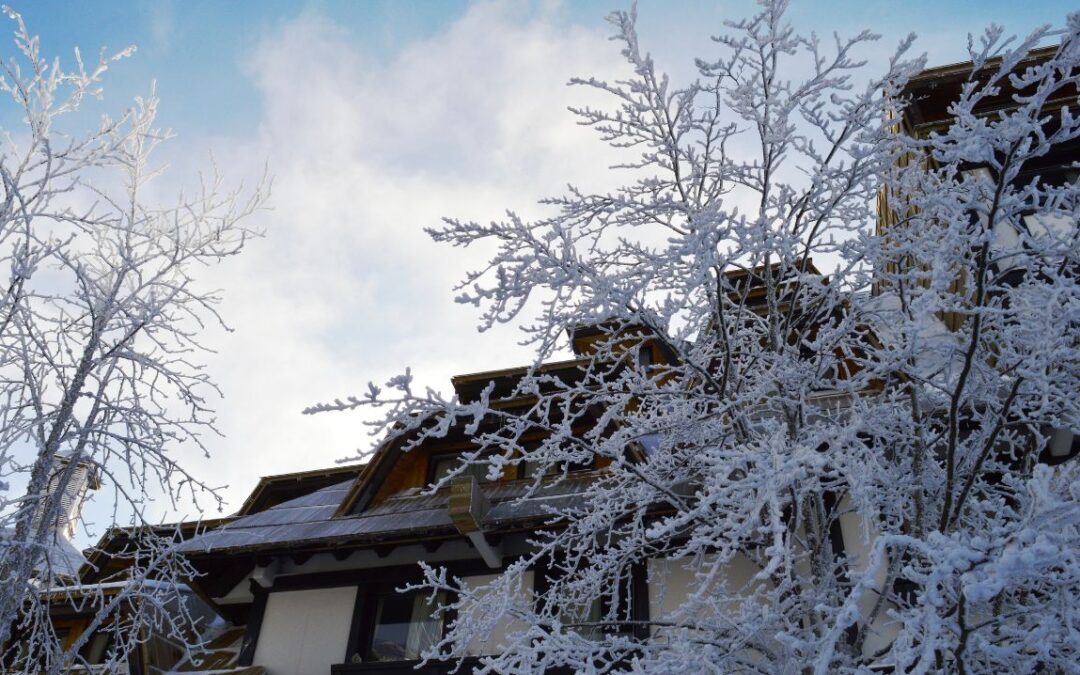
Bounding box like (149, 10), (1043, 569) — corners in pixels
(8, 0), (1077, 529)
(13, 1), (473, 136)
(15, 1), (1076, 137)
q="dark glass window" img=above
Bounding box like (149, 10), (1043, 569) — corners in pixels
(559, 597), (604, 640)
(430, 447), (595, 486)
(518, 439), (596, 480)
(520, 455), (594, 480)
(367, 590), (447, 662)
(53, 628), (69, 649)
(519, 454), (557, 480)
(79, 630), (115, 665)
(429, 454), (495, 485)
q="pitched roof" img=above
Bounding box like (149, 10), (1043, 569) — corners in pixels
(901, 45), (1076, 133)
(235, 463), (365, 517)
(178, 473), (599, 556)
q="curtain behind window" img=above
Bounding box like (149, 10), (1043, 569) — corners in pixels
(403, 591), (445, 659)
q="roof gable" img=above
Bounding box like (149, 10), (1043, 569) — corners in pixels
(236, 463), (365, 517)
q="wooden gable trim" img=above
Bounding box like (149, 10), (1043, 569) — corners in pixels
(334, 436), (406, 517)
(902, 45), (1076, 136)
(450, 357), (589, 389)
(903, 45), (1059, 90)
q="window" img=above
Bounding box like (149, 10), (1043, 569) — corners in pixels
(531, 557), (645, 645)
(78, 629), (116, 666)
(517, 440), (595, 480)
(53, 628), (70, 650)
(519, 457), (557, 480)
(367, 589), (447, 662)
(429, 453), (498, 486)
(559, 597), (604, 640)
(638, 344), (654, 368)
(429, 446), (595, 487)
(519, 455), (594, 480)
(458, 572), (534, 656)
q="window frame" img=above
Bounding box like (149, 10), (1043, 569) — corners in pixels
(426, 445), (596, 488)
(426, 450), (501, 487)
(342, 559), (521, 669)
(532, 555), (648, 642)
(363, 585), (449, 663)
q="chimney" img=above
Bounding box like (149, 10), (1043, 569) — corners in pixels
(33, 453), (102, 541)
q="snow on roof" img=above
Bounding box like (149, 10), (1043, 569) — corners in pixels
(0, 527), (87, 580)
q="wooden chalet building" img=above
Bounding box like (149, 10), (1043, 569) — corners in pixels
(876, 45), (1080, 332)
(170, 49), (1080, 675)
(11, 49), (1076, 675)
(177, 326), (649, 675)
(170, 286), (899, 674)
(2, 465), (365, 674)
(174, 273), (899, 675)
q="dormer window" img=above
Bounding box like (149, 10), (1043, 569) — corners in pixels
(519, 442), (595, 480)
(428, 452), (498, 486)
(429, 446), (595, 487)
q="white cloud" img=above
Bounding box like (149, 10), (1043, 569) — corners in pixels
(141, 0), (176, 54)
(68, 1), (1079, 532)
(154, 1), (631, 517)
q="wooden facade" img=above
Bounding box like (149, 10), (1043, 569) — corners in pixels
(875, 46), (1080, 330)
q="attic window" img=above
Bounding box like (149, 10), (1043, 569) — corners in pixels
(429, 453), (498, 486)
(519, 441), (595, 479)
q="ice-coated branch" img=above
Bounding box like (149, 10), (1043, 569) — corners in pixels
(316, 2), (1080, 672)
(0, 8), (267, 670)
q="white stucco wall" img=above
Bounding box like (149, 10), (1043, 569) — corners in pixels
(836, 495), (900, 658)
(647, 553), (764, 637)
(962, 167), (1076, 264)
(253, 586), (357, 675)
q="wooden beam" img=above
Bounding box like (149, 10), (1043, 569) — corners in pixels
(448, 475), (489, 534)
(630, 561), (650, 641)
(448, 476), (501, 568)
(237, 580), (269, 667)
(344, 583), (370, 665)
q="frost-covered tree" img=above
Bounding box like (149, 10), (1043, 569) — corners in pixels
(0, 9), (265, 672)
(315, 2), (1080, 672)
